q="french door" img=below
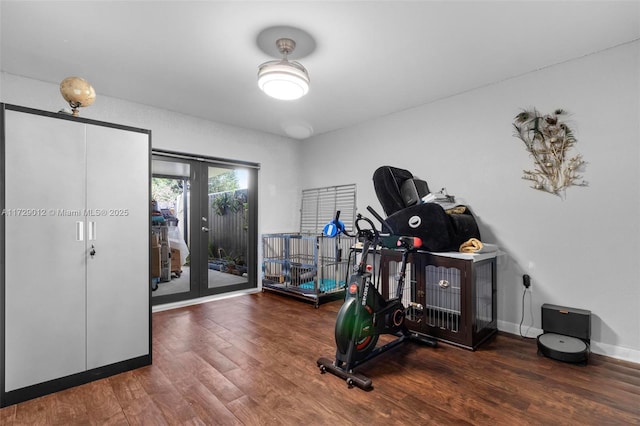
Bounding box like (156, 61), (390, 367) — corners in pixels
(151, 150), (258, 305)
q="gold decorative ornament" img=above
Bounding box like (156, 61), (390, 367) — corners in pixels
(513, 108), (587, 197)
(60, 77), (96, 116)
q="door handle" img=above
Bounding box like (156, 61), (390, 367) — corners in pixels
(76, 221), (84, 241)
(202, 227), (209, 232)
(88, 221), (96, 240)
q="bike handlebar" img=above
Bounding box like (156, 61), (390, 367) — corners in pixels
(396, 236), (422, 250)
(323, 209), (422, 276)
(323, 208), (420, 250)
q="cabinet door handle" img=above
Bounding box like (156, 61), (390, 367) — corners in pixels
(76, 221), (84, 241)
(90, 244), (96, 258)
(438, 280), (450, 289)
(88, 221), (96, 240)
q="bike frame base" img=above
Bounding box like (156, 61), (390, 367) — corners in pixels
(317, 357), (373, 390)
(317, 332), (437, 390)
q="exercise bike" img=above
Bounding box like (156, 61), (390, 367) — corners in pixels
(316, 208), (437, 390)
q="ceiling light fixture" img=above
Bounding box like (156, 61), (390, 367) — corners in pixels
(258, 38), (310, 100)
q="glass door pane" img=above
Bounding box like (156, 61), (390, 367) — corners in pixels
(151, 158), (194, 302)
(203, 166), (250, 293)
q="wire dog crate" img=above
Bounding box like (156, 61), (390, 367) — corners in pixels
(262, 233), (355, 307)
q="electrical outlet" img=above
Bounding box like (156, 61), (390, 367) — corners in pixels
(523, 274), (531, 289)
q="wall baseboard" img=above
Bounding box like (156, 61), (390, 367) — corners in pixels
(152, 289), (261, 313)
(498, 320), (640, 365)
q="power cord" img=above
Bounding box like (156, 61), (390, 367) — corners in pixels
(519, 287), (528, 337)
(519, 275), (535, 339)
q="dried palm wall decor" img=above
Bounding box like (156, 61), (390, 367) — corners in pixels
(513, 108), (587, 197)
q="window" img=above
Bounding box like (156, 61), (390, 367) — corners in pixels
(300, 184), (356, 234)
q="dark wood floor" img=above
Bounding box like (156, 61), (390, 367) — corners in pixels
(1, 291), (639, 425)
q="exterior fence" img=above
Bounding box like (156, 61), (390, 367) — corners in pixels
(208, 189), (248, 263)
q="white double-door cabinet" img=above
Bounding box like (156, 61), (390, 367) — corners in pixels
(1, 106), (150, 403)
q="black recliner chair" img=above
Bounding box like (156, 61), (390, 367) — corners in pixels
(372, 166), (481, 252)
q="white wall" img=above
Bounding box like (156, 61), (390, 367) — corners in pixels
(0, 72), (303, 237)
(299, 41), (640, 363)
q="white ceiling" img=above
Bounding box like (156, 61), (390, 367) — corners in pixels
(1, 1), (639, 140)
